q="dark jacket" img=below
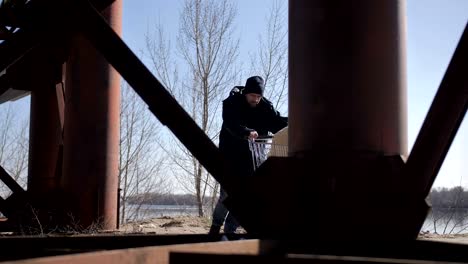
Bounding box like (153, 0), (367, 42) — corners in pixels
(219, 91), (288, 176)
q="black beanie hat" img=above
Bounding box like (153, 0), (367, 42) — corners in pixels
(243, 76), (265, 95)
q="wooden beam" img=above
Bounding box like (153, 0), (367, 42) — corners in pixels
(1, 239), (272, 264)
(170, 252), (468, 264)
(3, 239), (468, 264)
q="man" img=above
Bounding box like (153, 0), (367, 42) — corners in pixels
(209, 76), (288, 235)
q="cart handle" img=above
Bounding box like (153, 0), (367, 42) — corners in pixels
(256, 135), (273, 140)
(249, 135), (273, 143)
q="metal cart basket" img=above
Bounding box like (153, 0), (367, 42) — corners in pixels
(248, 137), (288, 170)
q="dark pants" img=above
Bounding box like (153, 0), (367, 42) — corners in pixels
(210, 188), (239, 234)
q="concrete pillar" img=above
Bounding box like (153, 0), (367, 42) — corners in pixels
(62, 0), (122, 229)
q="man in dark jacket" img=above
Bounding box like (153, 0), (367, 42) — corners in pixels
(209, 76), (288, 235)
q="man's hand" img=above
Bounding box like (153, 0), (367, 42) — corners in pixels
(248, 131), (258, 140)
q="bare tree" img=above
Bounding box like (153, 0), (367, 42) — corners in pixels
(424, 186), (468, 234)
(146, 0), (240, 217)
(7, 119), (28, 184)
(0, 103), (29, 196)
(249, 0), (288, 111)
(441, 186), (468, 234)
(0, 105), (14, 167)
(119, 84), (170, 224)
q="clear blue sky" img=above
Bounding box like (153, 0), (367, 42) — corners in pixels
(405, 0), (467, 188)
(122, 0), (467, 189)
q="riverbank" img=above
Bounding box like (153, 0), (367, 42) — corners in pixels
(119, 215), (468, 244)
(419, 231), (468, 244)
(120, 215), (212, 234)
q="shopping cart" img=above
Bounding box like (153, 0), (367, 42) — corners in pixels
(248, 136), (288, 171)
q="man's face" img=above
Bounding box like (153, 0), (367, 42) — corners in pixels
(245, 93), (262, 107)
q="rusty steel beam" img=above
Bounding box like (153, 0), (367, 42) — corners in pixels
(0, 196), (6, 213)
(70, 0), (229, 188)
(90, 0), (117, 11)
(55, 71), (65, 131)
(0, 0), (116, 26)
(404, 24), (468, 196)
(0, 37), (66, 106)
(0, 73), (10, 98)
(0, 165), (25, 195)
(0, 25), (11, 40)
(0, 29), (39, 73)
(0, 0), (117, 75)
(0, 3), (26, 28)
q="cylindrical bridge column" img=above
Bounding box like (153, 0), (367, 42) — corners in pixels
(62, 0), (122, 230)
(289, 0), (407, 158)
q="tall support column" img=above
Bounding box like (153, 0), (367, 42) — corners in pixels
(62, 0), (122, 229)
(289, 0), (407, 157)
(28, 65), (63, 195)
(217, 0), (427, 240)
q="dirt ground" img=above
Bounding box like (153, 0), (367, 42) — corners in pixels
(119, 215), (213, 235)
(418, 231), (468, 244)
(119, 215), (468, 244)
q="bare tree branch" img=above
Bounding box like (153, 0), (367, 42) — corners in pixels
(119, 84), (170, 224)
(249, 0), (288, 112)
(145, 0), (240, 216)
(0, 103), (29, 196)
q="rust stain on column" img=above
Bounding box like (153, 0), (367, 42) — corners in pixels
(62, 0), (122, 229)
(28, 67), (63, 194)
(289, 0), (407, 157)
